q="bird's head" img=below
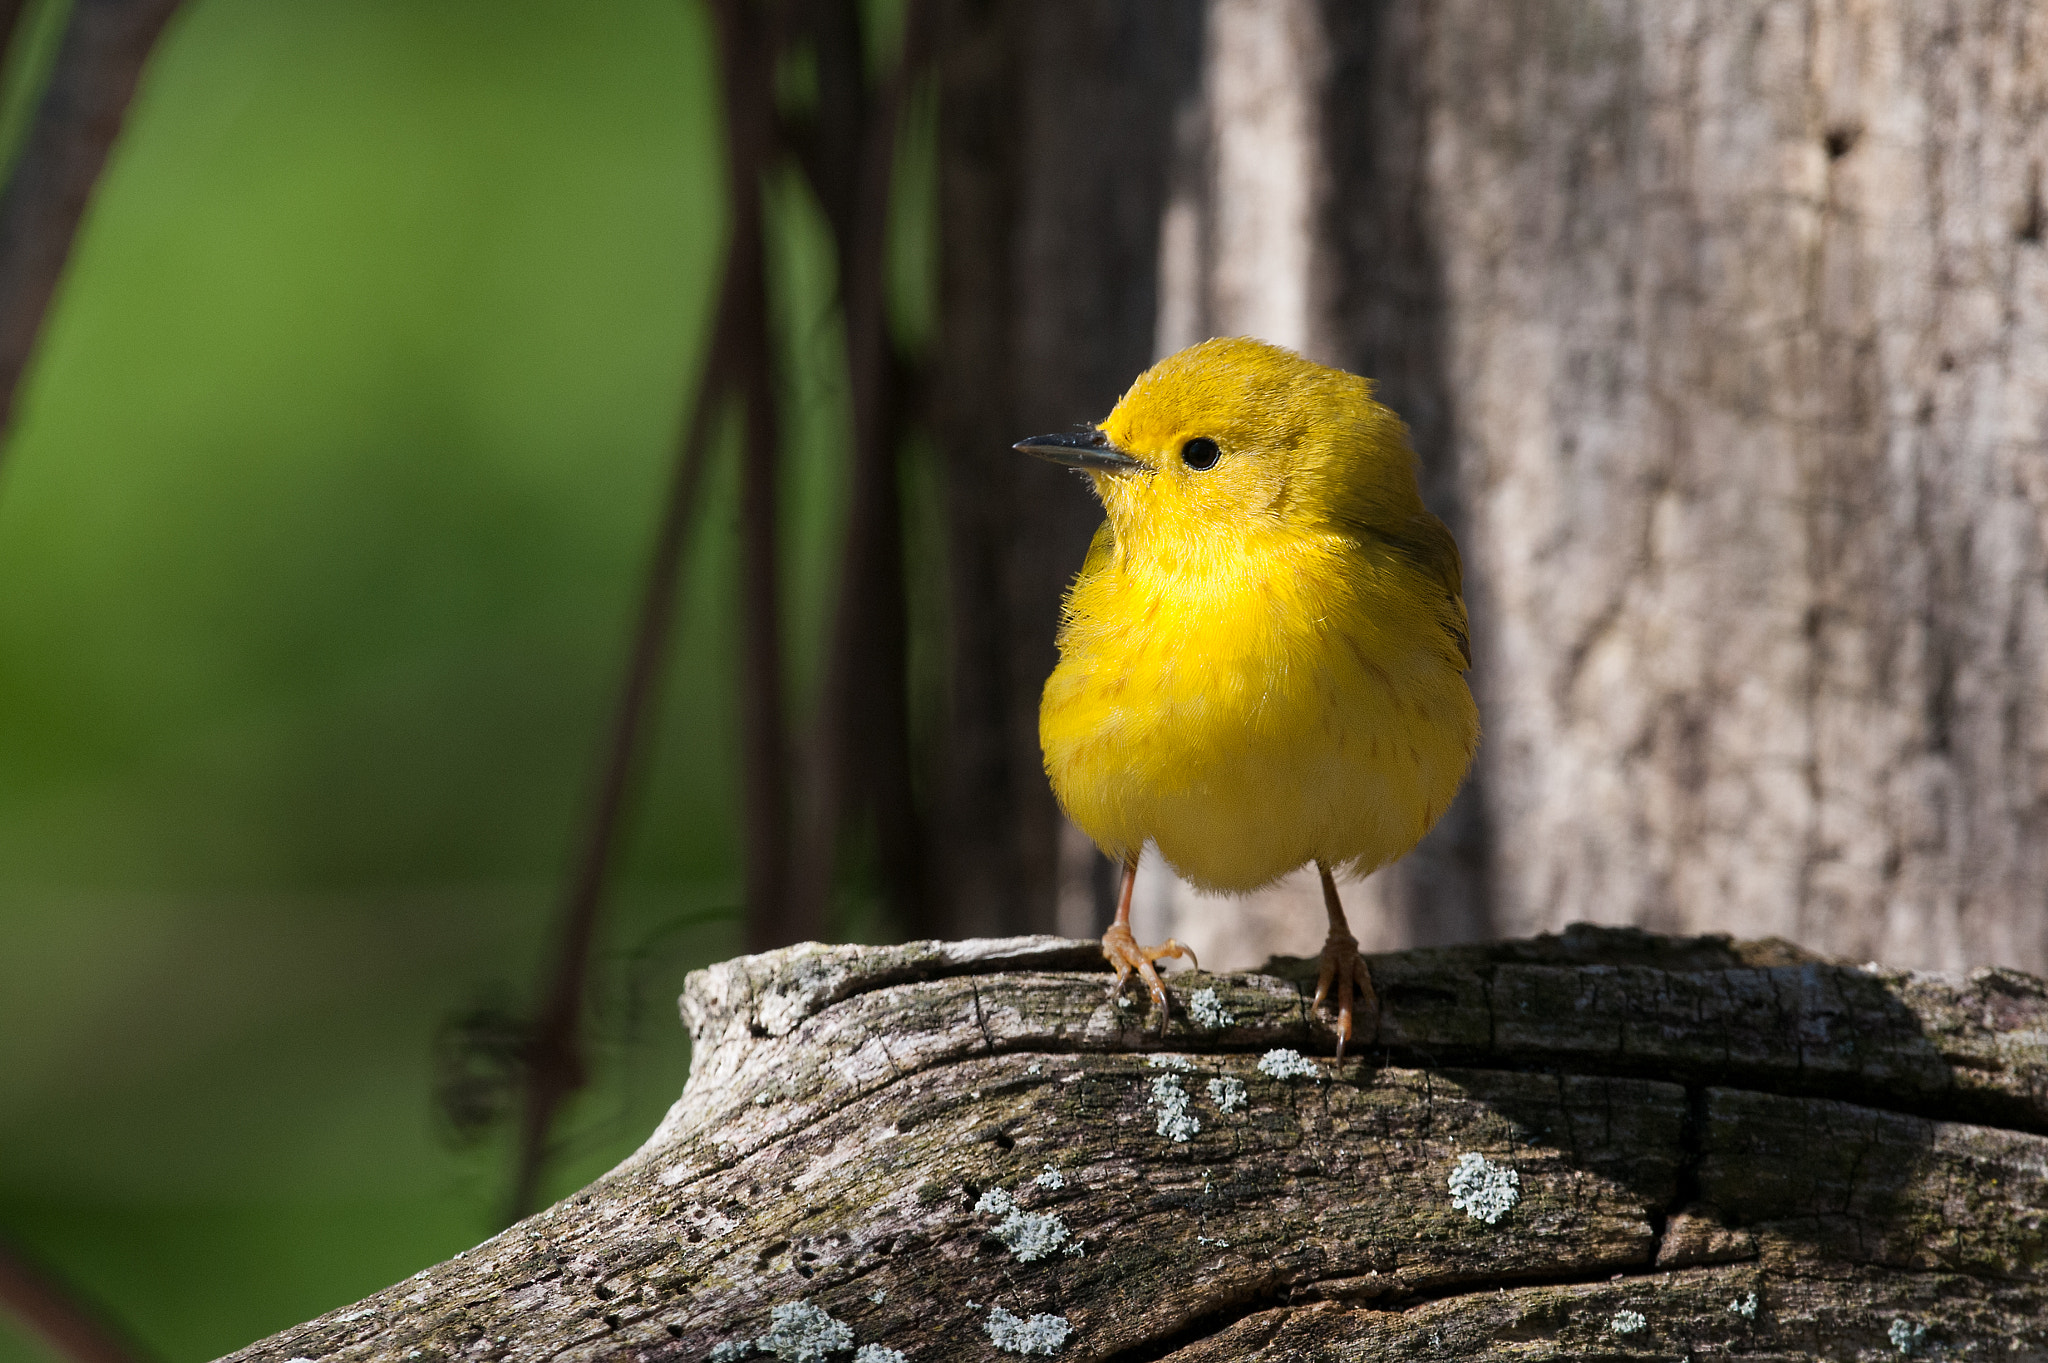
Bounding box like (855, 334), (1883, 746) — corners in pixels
(1015, 337), (1424, 564)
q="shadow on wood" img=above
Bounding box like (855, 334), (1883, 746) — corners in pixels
(224, 927), (2048, 1361)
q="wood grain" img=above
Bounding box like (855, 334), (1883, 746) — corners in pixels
(222, 928), (2048, 1362)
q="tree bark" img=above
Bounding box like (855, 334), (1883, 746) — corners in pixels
(1417, 0), (2048, 977)
(996, 0), (2048, 977)
(223, 927), (2048, 1361)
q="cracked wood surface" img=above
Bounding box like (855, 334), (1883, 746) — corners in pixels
(223, 927), (2048, 1362)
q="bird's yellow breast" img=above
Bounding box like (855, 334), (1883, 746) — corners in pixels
(1041, 519), (1477, 892)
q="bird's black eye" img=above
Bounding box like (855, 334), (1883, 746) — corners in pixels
(1181, 436), (1221, 471)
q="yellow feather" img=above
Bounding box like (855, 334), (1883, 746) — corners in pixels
(1038, 336), (1478, 892)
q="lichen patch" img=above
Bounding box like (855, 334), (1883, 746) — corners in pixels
(1446, 1152), (1520, 1225)
(985, 1306), (1072, 1355)
(993, 1209), (1072, 1262)
(1188, 987), (1235, 1028)
(1207, 1076), (1248, 1112)
(1149, 1072), (1201, 1142)
(1256, 1048), (1319, 1080)
(756, 1301), (854, 1360)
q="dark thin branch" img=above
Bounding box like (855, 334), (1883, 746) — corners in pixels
(717, 0), (794, 952)
(789, 0), (930, 940)
(507, 0), (796, 1217)
(0, 1236), (154, 1363)
(787, 0), (862, 247)
(0, 0), (182, 450)
(734, 240), (790, 951)
(504, 283), (730, 1223)
(502, 76), (771, 1220)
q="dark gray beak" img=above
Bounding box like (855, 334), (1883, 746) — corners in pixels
(1013, 428), (1145, 472)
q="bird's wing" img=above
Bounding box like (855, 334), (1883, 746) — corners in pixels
(1384, 511), (1471, 670)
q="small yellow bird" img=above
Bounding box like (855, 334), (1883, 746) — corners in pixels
(1016, 337), (1478, 1057)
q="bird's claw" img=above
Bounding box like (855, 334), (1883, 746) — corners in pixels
(1102, 922), (1197, 1033)
(1312, 928), (1379, 1060)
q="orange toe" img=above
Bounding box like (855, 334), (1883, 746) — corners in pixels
(1102, 923), (1195, 1032)
(1313, 930), (1379, 1060)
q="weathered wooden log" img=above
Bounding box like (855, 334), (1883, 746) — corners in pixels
(225, 928), (2048, 1361)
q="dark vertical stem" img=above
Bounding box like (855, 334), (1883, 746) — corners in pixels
(0, 0), (182, 454)
(847, 344), (924, 934)
(711, 0), (794, 952)
(735, 251), (791, 950)
(506, 0), (786, 1219)
(842, 15), (928, 941)
(790, 1), (927, 940)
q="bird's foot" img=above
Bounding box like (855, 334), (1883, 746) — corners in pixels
(1101, 921), (1197, 1033)
(1312, 927), (1379, 1060)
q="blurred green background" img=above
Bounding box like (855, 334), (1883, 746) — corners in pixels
(0, 1), (911, 1357)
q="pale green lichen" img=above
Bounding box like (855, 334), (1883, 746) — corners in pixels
(757, 1301), (854, 1360)
(1035, 1164), (1066, 1190)
(986, 1306), (1072, 1355)
(1729, 1291), (1757, 1318)
(1257, 1048), (1319, 1080)
(1146, 1054), (1192, 1070)
(852, 1348), (906, 1363)
(976, 1181), (1072, 1261)
(1188, 987), (1235, 1028)
(1207, 1076), (1248, 1112)
(1609, 1309), (1646, 1335)
(707, 1342), (755, 1362)
(1889, 1319), (1926, 1355)
(1447, 1152), (1520, 1225)
(994, 1209), (1071, 1262)
(1149, 1072), (1201, 1141)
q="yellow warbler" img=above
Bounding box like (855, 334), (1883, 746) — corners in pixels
(1016, 337), (1478, 1057)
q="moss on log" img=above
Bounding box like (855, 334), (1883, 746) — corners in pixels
(223, 927), (2048, 1361)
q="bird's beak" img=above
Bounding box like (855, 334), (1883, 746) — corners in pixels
(1013, 428), (1145, 473)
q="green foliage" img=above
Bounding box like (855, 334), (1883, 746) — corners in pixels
(0, 0), (905, 1358)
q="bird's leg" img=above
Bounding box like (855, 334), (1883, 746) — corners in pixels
(1312, 860), (1379, 1060)
(1100, 853), (1197, 1033)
